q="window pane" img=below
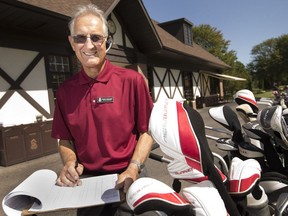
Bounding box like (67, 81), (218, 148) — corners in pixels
(49, 64), (56, 72)
(183, 24), (192, 45)
(48, 55), (72, 96)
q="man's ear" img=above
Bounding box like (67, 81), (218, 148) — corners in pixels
(68, 36), (76, 51)
(106, 36), (113, 53)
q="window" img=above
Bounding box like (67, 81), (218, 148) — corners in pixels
(182, 71), (193, 100)
(183, 23), (192, 46)
(210, 77), (219, 94)
(47, 55), (72, 96)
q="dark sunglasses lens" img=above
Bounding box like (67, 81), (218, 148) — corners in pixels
(74, 35), (87, 43)
(90, 35), (102, 42)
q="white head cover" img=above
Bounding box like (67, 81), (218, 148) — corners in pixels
(208, 105), (229, 127)
(257, 105), (288, 150)
(236, 104), (257, 123)
(228, 157), (261, 195)
(234, 89), (258, 113)
(126, 177), (190, 214)
(167, 159), (206, 183)
(149, 99), (239, 215)
(183, 180), (227, 216)
(149, 98), (227, 182)
(167, 159), (227, 183)
(149, 98), (204, 173)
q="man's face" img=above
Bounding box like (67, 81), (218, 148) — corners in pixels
(69, 14), (107, 72)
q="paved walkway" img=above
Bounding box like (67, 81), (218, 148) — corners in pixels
(0, 102), (236, 216)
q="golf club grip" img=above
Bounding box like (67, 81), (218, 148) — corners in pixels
(149, 152), (164, 162)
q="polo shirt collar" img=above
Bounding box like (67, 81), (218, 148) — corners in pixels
(79, 59), (114, 85)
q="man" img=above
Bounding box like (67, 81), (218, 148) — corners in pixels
(51, 4), (154, 215)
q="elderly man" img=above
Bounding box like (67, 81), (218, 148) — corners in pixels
(52, 4), (154, 216)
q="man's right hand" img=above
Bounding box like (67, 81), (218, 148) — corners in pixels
(56, 160), (84, 187)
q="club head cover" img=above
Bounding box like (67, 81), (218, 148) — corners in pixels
(238, 137), (264, 158)
(208, 105), (235, 131)
(215, 137), (238, 151)
(242, 121), (270, 141)
(259, 173), (288, 208)
(246, 185), (269, 212)
(208, 105), (243, 143)
(243, 121), (287, 175)
(183, 180), (227, 216)
(233, 89), (259, 113)
(167, 159), (227, 183)
(258, 98), (273, 107)
(149, 99), (240, 215)
(167, 159), (207, 182)
(126, 177), (192, 215)
(275, 193), (288, 216)
(236, 103), (257, 123)
(229, 157), (261, 196)
(260, 172), (288, 194)
(257, 105), (288, 150)
(149, 98), (213, 176)
(283, 108), (288, 125)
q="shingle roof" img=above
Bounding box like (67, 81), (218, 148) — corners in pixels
(17, 0), (118, 17)
(15, 0), (229, 69)
(18, 0), (89, 16)
(152, 20), (230, 68)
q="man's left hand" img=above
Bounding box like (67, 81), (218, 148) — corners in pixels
(115, 165), (139, 194)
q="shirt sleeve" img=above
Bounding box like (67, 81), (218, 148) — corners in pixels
(134, 74), (154, 133)
(51, 88), (73, 140)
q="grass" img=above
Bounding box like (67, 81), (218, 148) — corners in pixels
(254, 90), (274, 99)
(224, 89), (274, 101)
(222, 89), (275, 101)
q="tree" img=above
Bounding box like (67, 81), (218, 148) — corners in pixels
(193, 24), (230, 61)
(276, 34), (288, 80)
(249, 34), (288, 89)
(193, 24), (251, 93)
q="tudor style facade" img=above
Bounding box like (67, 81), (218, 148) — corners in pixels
(0, 0), (246, 165)
(0, 0), (247, 127)
(0, 0), (239, 127)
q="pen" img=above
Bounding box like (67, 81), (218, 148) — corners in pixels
(74, 160), (81, 185)
(75, 160), (78, 169)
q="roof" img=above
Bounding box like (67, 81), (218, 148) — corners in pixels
(17, 0), (119, 17)
(201, 71), (246, 81)
(9, 0), (229, 70)
(152, 20), (230, 69)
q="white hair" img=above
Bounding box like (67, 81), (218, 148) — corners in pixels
(69, 4), (108, 36)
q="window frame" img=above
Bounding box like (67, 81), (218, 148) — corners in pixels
(183, 23), (192, 46)
(45, 54), (73, 97)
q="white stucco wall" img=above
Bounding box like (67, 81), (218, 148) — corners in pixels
(192, 72), (201, 99)
(152, 67), (184, 102)
(0, 47), (50, 126)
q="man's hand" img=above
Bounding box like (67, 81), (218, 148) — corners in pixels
(56, 160), (84, 187)
(115, 165), (139, 194)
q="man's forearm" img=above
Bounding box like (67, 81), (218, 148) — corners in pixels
(58, 139), (77, 165)
(130, 132), (154, 166)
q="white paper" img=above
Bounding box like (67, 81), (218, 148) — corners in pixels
(2, 169), (120, 216)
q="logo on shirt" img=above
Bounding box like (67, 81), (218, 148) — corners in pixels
(96, 97), (114, 103)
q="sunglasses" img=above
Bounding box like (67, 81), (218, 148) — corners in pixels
(72, 34), (107, 45)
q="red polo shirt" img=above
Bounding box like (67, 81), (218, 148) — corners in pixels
(52, 59), (153, 174)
